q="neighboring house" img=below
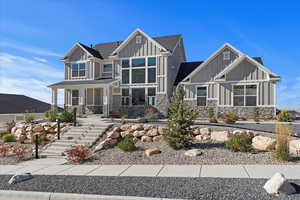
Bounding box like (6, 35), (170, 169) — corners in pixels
(48, 28), (280, 118)
(0, 93), (52, 114)
(178, 43), (281, 119)
(49, 28), (186, 116)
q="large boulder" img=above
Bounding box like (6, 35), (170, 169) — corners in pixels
(289, 140), (300, 156)
(184, 149), (202, 157)
(107, 131), (121, 139)
(120, 131), (133, 138)
(141, 136), (152, 142)
(11, 126), (17, 134)
(153, 135), (164, 142)
(112, 127), (121, 132)
(144, 148), (161, 157)
(32, 125), (44, 133)
(246, 130), (258, 137)
(120, 124), (131, 131)
(263, 173), (296, 196)
(131, 124), (143, 131)
(147, 128), (158, 137)
(252, 136), (276, 151)
(143, 124), (154, 131)
(158, 126), (168, 135)
(133, 130), (145, 137)
(193, 129), (200, 135)
(94, 138), (118, 152)
(210, 131), (230, 142)
(199, 128), (211, 135)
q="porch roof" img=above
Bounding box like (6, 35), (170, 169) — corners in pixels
(48, 79), (117, 88)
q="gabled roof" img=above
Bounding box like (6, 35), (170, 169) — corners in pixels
(214, 54), (280, 80)
(78, 43), (103, 59)
(0, 93), (52, 114)
(174, 61), (203, 85)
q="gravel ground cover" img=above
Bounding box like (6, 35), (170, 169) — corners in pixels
(0, 175), (299, 200)
(86, 126), (300, 165)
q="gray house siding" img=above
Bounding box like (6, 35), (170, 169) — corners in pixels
(191, 48), (238, 82)
(259, 82), (275, 106)
(218, 83), (232, 106)
(226, 59), (267, 81)
(68, 47), (89, 61)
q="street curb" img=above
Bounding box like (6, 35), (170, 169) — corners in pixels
(0, 190), (177, 200)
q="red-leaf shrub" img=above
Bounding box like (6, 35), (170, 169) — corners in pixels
(0, 143), (10, 157)
(66, 145), (91, 163)
(12, 144), (28, 160)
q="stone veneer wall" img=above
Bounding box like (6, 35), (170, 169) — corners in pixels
(184, 99), (218, 118)
(156, 94), (169, 117)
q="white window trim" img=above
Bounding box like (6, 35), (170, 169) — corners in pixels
(102, 62), (113, 78)
(232, 83), (258, 107)
(70, 61), (87, 79)
(120, 86), (156, 107)
(196, 85), (208, 107)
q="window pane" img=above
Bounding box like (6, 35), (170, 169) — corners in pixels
(132, 69), (145, 83)
(72, 71), (78, 77)
(121, 59), (129, 68)
(122, 88), (129, 96)
(148, 68), (156, 83)
(132, 88), (145, 105)
(72, 90), (79, 97)
(103, 64), (112, 72)
(197, 87), (207, 97)
(79, 63), (85, 70)
(246, 96), (257, 106)
(246, 85), (257, 95)
(72, 98), (79, 106)
(122, 70), (129, 84)
(72, 64), (78, 71)
(148, 57), (156, 66)
(197, 97), (206, 106)
(122, 97), (129, 105)
(132, 58), (145, 67)
(79, 70), (85, 77)
(148, 88), (156, 96)
(234, 85), (244, 95)
(234, 96), (244, 106)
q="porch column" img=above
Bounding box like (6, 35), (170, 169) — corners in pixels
(51, 88), (58, 109)
(103, 86), (110, 116)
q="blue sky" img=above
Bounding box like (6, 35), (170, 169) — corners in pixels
(0, 0), (300, 110)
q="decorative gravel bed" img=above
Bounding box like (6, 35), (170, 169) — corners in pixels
(85, 125), (300, 165)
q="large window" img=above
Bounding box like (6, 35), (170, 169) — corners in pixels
(233, 85), (257, 106)
(197, 87), (207, 106)
(121, 88), (130, 106)
(147, 57), (156, 66)
(132, 58), (145, 67)
(132, 69), (145, 83)
(121, 59), (130, 68)
(147, 88), (156, 106)
(122, 70), (129, 84)
(103, 64), (112, 77)
(132, 88), (145, 105)
(71, 63), (86, 77)
(72, 90), (79, 106)
(148, 68), (156, 83)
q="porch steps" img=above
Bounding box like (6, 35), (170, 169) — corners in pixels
(40, 116), (113, 159)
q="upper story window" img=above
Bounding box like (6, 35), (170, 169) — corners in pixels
(233, 85), (257, 106)
(197, 87), (207, 106)
(132, 58), (145, 67)
(136, 35), (142, 44)
(72, 63), (86, 77)
(102, 64), (112, 77)
(121, 59), (130, 68)
(223, 51), (230, 60)
(147, 57), (156, 66)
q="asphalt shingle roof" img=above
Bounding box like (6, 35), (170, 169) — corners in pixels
(78, 42), (103, 59)
(0, 94), (52, 114)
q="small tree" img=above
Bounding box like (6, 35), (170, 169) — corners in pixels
(165, 86), (198, 149)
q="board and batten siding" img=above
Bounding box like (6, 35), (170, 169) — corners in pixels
(259, 82), (275, 105)
(226, 59), (267, 81)
(218, 83), (232, 106)
(191, 48), (239, 82)
(184, 84), (217, 99)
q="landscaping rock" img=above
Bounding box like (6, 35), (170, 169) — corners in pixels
(246, 130), (257, 137)
(200, 128), (210, 135)
(131, 124), (143, 131)
(158, 126), (168, 135)
(193, 129), (200, 135)
(184, 149), (202, 157)
(210, 131), (230, 142)
(120, 131), (133, 138)
(147, 128), (158, 136)
(107, 131), (121, 139)
(141, 136), (152, 142)
(153, 135), (164, 142)
(133, 130), (145, 137)
(113, 127), (121, 132)
(120, 124), (131, 131)
(263, 172), (296, 196)
(143, 124), (153, 131)
(289, 140), (300, 156)
(144, 148), (161, 157)
(11, 127), (17, 134)
(32, 125), (44, 133)
(195, 135), (203, 142)
(232, 130), (246, 135)
(252, 136), (276, 151)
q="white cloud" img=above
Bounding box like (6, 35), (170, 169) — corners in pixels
(33, 56), (48, 63)
(0, 41), (63, 57)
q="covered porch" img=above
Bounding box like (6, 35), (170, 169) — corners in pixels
(48, 79), (117, 116)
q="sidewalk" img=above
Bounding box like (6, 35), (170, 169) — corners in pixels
(1, 164), (300, 179)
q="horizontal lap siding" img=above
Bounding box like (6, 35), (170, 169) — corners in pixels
(191, 48), (238, 83)
(259, 82), (275, 105)
(226, 59), (267, 81)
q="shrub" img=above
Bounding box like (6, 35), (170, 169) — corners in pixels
(59, 111), (73, 123)
(223, 112), (238, 124)
(144, 107), (159, 121)
(6, 120), (16, 132)
(2, 133), (15, 142)
(252, 107), (260, 122)
(12, 144), (28, 160)
(274, 124), (291, 161)
(208, 107), (218, 123)
(0, 143), (10, 157)
(66, 145), (91, 163)
(117, 137), (136, 152)
(276, 110), (293, 122)
(165, 86), (198, 149)
(225, 134), (252, 152)
(31, 135), (48, 145)
(45, 109), (58, 122)
(24, 110), (35, 123)
(0, 131), (9, 138)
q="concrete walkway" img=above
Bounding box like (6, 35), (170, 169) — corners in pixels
(1, 164), (300, 179)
